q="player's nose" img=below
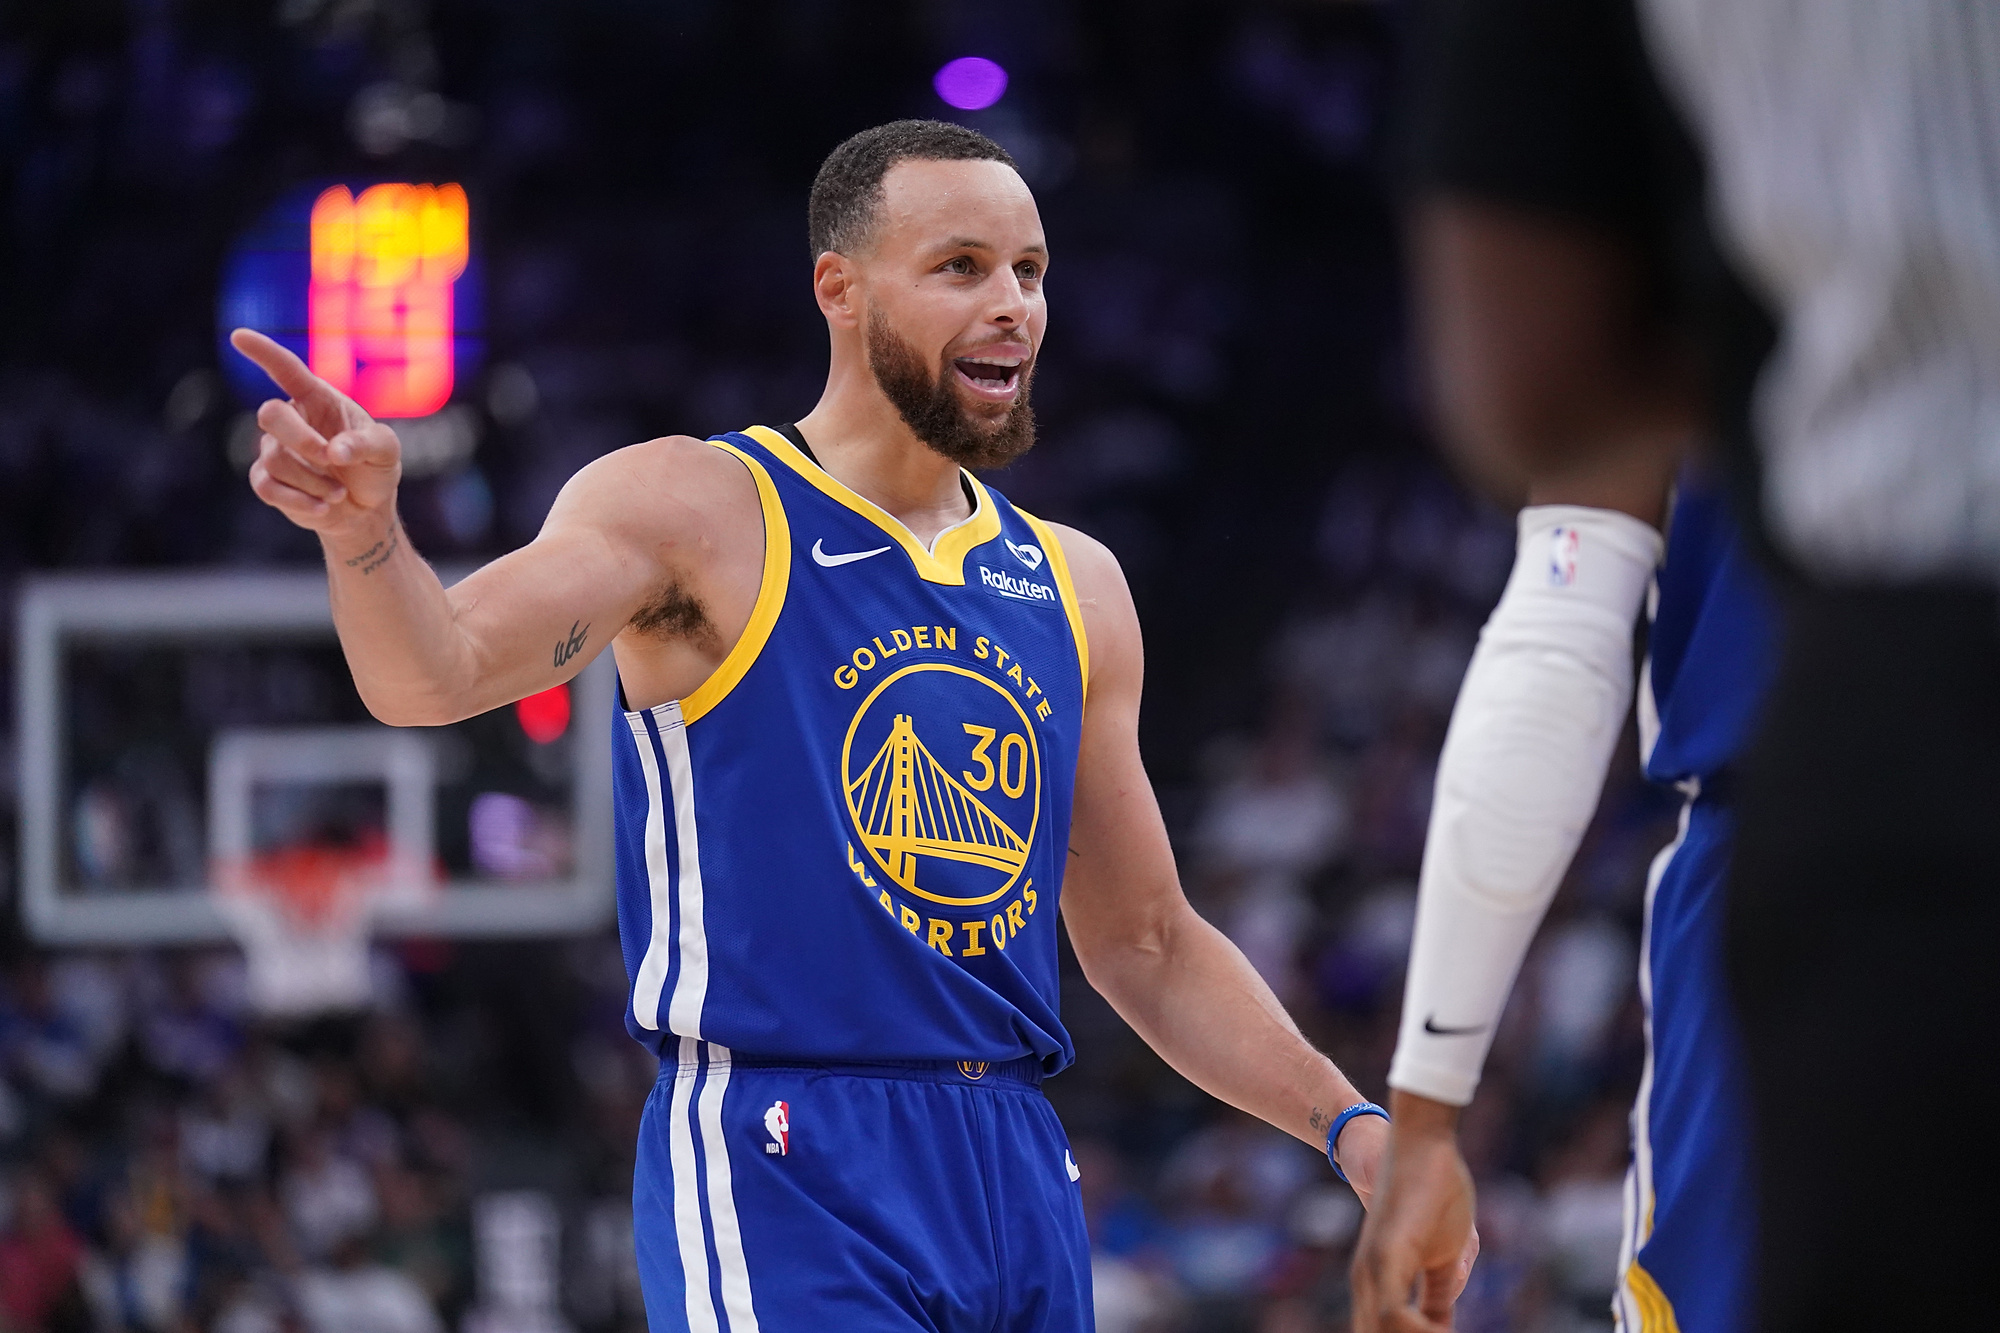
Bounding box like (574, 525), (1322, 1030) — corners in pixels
(983, 267), (1030, 327)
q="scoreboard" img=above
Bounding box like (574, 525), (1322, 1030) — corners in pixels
(219, 182), (481, 421)
(308, 183), (469, 419)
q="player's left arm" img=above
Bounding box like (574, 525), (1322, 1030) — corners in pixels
(1050, 524), (1389, 1203)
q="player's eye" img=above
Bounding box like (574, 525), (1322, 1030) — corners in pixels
(1016, 261), (1041, 281)
(943, 256), (975, 275)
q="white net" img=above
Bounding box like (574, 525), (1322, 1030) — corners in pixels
(214, 844), (432, 1016)
(206, 726), (438, 1016)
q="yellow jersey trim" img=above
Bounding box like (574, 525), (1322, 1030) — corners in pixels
(1621, 1261), (1683, 1333)
(1016, 509), (1090, 705)
(679, 439), (791, 724)
(741, 424), (1001, 586)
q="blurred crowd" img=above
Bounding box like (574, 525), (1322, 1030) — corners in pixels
(2, 2), (1678, 1330)
(0, 941), (656, 1333)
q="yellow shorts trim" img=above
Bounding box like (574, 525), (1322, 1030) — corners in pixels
(1622, 1260), (1684, 1333)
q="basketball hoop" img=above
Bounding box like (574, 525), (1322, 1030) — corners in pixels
(206, 726), (440, 1017)
(213, 836), (435, 1016)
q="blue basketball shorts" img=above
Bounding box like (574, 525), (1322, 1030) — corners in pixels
(633, 1041), (1093, 1333)
(1617, 792), (1756, 1333)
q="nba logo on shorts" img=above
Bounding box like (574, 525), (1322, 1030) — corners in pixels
(764, 1100), (790, 1155)
(1549, 526), (1581, 588)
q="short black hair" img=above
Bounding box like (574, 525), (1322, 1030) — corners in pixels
(808, 119), (1017, 259)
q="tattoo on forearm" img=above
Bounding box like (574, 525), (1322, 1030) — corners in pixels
(344, 528), (400, 575)
(554, 619), (590, 668)
(1068, 845), (1080, 858)
(1309, 1106), (1331, 1136)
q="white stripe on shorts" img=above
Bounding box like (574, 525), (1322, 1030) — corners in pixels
(669, 1035), (720, 1332)
(1615, 793), (1694, 1330)
(698, 1043), (760, 1332)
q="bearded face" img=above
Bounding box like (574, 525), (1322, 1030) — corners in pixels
(866, 306), (1038, 471)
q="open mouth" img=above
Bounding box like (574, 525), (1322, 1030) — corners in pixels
(952, 355), (1025, 402)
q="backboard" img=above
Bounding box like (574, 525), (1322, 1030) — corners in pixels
(16, 569), (614, 946)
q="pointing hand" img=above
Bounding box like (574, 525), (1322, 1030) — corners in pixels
(230, 328), (404, 538)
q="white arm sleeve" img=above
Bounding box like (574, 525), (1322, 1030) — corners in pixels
(1387, 505), (1662, 1107)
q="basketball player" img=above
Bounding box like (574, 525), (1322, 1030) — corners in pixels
(1348, 2), (1777, 1329)
(231, 120), (1399, 1331)
(1369, 2), (2000, 1327)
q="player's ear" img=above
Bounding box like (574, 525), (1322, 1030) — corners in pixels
(813, 251), (861, 330)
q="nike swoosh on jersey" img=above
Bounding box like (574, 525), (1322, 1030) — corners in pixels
(811, 539), (893, 568)
(1423, 1015), (1488, 1037)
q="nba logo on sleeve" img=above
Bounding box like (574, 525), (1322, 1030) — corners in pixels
(1549, 527), (1581, 587)
(764, 1100), (790, 1155)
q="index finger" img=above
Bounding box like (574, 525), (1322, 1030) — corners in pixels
(229, 328), (342, 408)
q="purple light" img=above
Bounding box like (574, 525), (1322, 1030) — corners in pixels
(934, 57), (1008, 111)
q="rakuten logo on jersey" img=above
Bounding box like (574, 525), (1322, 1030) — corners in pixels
(978, 565), (1059, 605)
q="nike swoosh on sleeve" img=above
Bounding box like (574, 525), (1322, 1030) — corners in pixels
(811, 539), (893, 567)
(1422, 1015), (1488, 1036)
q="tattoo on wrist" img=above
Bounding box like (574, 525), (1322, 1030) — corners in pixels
(344, 527), (400, 576)
(553, 619), (590, 668)
(1309, 1106), (1331, 1136)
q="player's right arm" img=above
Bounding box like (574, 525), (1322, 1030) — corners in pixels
(232, 328), (746, 725)
(1350, 202), (1687, 1331)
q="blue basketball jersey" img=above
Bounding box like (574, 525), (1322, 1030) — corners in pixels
(610, 425), (1088, 1075)
(1617, 469), (1776, 1333)
(1640, 468), (1779, 785)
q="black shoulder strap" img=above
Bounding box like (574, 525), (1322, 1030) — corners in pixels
(776, 420), (977, 509)
(773, 421), (816, 463)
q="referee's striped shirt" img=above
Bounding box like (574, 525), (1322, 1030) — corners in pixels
(1642, 0), (2000, 584)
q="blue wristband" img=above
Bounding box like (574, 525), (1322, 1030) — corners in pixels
(1326, 1101), (1390, 1184)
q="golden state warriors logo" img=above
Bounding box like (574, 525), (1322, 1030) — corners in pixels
(841, 663), (1040, 908)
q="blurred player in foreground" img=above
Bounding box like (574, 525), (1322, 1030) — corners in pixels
(231, 119), (1409, 1331)
(1366, 0), (2000, 1327)
(1641, 5), (2000, 1327)
(1350, 1), (1777, 1329)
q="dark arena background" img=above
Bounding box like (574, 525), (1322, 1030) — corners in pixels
(0, 3), (1678, 1330)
